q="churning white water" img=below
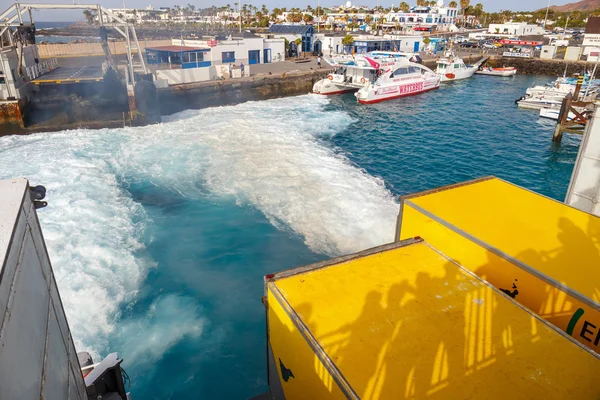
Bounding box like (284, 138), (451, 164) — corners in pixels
(0, 94), (398, 361)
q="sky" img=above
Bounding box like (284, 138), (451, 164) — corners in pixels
(10, 0), (568, 22)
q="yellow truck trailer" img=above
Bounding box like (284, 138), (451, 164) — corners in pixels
(263, 238), (600, 400)
(395, 176), (600, 353)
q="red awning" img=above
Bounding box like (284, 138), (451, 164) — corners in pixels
(499, 40), (543, 46)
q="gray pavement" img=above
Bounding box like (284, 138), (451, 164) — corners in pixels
(250, 58), (327, 75)
(33, 65), (103, 83)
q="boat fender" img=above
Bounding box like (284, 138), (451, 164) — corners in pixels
(360, 77), (367, 84)
(328, 75), (333, 80)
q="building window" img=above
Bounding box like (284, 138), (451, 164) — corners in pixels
(222, 51), (235, 63)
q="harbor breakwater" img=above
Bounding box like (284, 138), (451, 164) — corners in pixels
(487, 55), (596, 76)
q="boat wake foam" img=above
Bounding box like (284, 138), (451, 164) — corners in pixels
(0, 94), (398, 363)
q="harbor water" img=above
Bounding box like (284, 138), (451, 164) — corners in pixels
(0, 74), (581, 398)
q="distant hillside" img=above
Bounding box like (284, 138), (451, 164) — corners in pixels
(549, 0), (600, 12)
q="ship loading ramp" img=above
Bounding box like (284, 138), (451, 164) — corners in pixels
(263, 238), (600, 400)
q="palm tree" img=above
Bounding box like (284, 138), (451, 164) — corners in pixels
(460, 0), (470, 27)
(399, 2), (409, 12)
(474, 2), (483, 17)
(303, 13), (314, 23)
(449, 1), (458, 8)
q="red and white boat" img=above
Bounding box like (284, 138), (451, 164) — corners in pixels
(354, 58), (440, 104)
(312, 53), (418, 95)
(475, 66), (517, 77)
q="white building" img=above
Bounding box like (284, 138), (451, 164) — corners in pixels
(102, 6), (168, 23)
(171, 34), (285, 66)
(488, 22), (544, 37)
(384, 5), (458, 31)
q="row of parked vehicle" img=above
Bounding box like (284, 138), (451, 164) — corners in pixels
(458, 40), (503, 49)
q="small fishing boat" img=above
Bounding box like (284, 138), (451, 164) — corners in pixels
(355, 58), (440, 104)
(475, 66), (517, 77)
(434, 52), (485, 82)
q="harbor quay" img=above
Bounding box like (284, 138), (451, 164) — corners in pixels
(0, 51), (596, 136)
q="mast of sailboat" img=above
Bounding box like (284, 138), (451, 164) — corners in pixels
(543, 0), (551, 30)
(583, 56), (599, 99)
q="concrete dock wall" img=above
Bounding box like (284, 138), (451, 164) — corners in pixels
(38, 40), (171, 58)
(487, 55), (597, 76)
(158, 69), (331, 115)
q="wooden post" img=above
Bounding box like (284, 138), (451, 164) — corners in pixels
(553, 93), (573, 143)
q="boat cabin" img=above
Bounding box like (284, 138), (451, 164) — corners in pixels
(389, 64), (429, 78)
(436, 58), (467, 71)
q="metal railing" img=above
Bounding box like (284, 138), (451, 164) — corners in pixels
(26, 58), (58, 80)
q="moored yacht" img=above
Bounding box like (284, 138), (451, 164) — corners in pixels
(435, 52), (483, 82)
(355, 58), (440, 104)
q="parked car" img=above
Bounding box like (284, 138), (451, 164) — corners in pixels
(460, 42), (479, 48)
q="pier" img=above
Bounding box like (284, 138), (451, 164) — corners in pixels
(0, 2), (151, 133)
(551, 75), (596, 143)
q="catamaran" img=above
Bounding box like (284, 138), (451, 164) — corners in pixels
(313, 54), (440, 103)
(313, 56), (384, 95)
(313, 53), (419, 95)
(354, 58), (440, 104)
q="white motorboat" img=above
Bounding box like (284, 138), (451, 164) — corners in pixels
(475, 66), (517, 77)
(313, 56), (390, 95)
(313, 65), (368, 95)
(526, 83), (577, 98)
(516, 96), (563, 110)
(435, 52), (483, 82)
(355, 58), (440, 104)
(539, 107), (590, 121)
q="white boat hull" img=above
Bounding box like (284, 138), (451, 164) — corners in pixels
(517, 98), (563, 110)
(439, 67), (477, 82)
(313, 78), (359, 95)
(475, 68), (517, 77)
(539, 107), (588, 121)
(355, 75), (440, 104)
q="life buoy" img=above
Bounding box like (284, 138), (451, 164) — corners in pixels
(328, 75), (333, 80)
(360, 77), (367, 84)
(445, 73), (456, 79)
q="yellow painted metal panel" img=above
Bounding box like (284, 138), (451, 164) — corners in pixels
(398, 177), (600, 352)
(267, 289), (347, 400)
(272, 241), (600, 399)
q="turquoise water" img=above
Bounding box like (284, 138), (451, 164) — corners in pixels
(0, 74), (581, 399)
